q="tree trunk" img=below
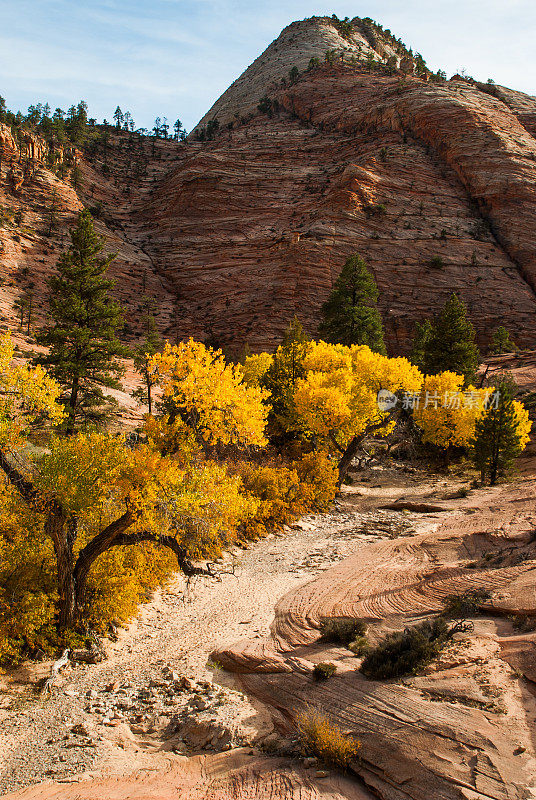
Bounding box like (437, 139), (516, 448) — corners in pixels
(337, 435), (362, 488)
(45, 511), (77, 629)
(65, 375), (79, 435)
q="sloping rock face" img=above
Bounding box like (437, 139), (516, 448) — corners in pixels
(130, 18), (536, 352)
(3, 750), (374, 800)
(0, 125), (178, 339)
(213, 480), (536, 799)
(2, 15), (536, 353)
(193, 16), (399, 133)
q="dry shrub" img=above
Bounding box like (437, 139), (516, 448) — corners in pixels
(360, 617), (451, 679)
(297, 707), (360, 770)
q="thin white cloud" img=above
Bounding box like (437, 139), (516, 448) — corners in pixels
(0, 0), (534, 131)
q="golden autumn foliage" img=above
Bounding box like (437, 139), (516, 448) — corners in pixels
(0, 332), (64, 446)
(292, 342), (423, 483)
(235, 451), (338, 536)
(412, 372), (531, 458)
(512, 402), (532, 451)
(36, 432), (257, 563)
(0, 431), (258, 663)
(413, 373), (489, 448)
(297, 707), (361, 770)
(149, 339), (268, 450)
(294, 342), (423, 451)
(242, 352), (273, 387)
(0, 481), (57, 664)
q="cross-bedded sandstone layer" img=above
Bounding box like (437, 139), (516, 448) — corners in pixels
(212, 479), (536, 799)
(2, 16), (536, 354)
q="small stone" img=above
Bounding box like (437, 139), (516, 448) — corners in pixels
(315, 770), (329, 778)
(70, 723), (89, 736)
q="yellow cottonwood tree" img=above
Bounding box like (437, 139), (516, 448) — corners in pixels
(413, 373), (490, 449)
(149, 340), (268, 452)
(3, 431), (256, 632)
(242, 352), (273, 387)
(0, 332), (64, 449)
(0, 336), (258, 631)
(293, 342), (423, 484)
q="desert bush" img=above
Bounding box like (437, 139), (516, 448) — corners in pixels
(320, 617), (367, 646)
(297, 707), (360, 769)
(313, 662), (337, 681)
(360, 618), (451, 679)
(441, 589), (491, 619)
(429, 255), (444, 269)
(348, 635), (370, 656)
(292, 451), (338, 510)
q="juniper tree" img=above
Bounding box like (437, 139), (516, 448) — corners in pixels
(490, 326), (517, 355)
(319, 254), (386, 354)
(262, 316), (310, 443)
(422, 294), (479, 385)
(36, 210), (127, 434)
(410, 319), (433, 372)
(472, 375), (525, 485)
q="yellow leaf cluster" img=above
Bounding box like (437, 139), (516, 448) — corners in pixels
(0, 332), (64, 446)
(413, 373), (489, 448)
(149, 340), (268, 448)
(513, 401), (532, 451)
(242, 352), (273, 387)
(294, 342), (422, 452)
(235, 451), (338, 537)
(0, 481), (57, 665)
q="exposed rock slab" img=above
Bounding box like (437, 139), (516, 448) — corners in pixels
(212, 480), (536, 799)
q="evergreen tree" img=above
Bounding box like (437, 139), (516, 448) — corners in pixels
(36, 210), (127, 434)
(319, 254), (386, 354)
(262, 317), (310, 443)
(132, 305), (162, 415)
(490, 325), (517, 355)
(113, 106), (123, 130)
(410, 319), (432, 371)
(423, 293), (480, 385)
(473, 375), (524, 485)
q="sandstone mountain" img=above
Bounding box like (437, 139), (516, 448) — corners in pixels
(1, 15), (536, 353)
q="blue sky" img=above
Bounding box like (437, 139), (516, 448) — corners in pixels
(0, 0), (534, 132)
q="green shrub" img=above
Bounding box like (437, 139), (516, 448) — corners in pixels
(348, 635), (370, 656)
(313, 662), (337, 681)
(360, 618), (451, 679)
(429, 255), (444, 269)
(442, 589), (491, 618)
(320, 617), (367, 645)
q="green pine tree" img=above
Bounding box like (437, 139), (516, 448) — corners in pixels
(423, 294), (480, 385)
(472, 375), (524, 485)
(36, 210), (127, 434)
(410, 319), (433, 371)
(490, 326), (517, 355)
(319, 254), (386, 354)
(132, 304), (162, 415)
(262, 316), (310, 444)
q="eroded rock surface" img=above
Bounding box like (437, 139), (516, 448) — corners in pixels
(213, 479), (536, 799)
(2, 16), (536, 353)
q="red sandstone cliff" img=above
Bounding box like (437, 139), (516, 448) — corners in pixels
(1, 15), (536, 353)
